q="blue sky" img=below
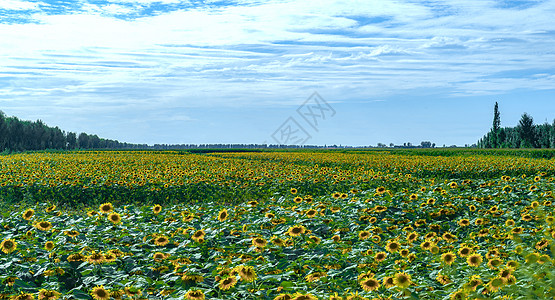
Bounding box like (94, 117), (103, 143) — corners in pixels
(1, 0), (554, 146)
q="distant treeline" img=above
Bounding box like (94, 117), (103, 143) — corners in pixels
(0, 111), (148, 152)
(0, 111), (354, 152)
(478, 103), (555, 149)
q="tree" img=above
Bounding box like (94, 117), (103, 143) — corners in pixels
(517, 113), (535, 148)
(493, 102), (500, 131)
(66, 132), (77, 149)
(420, 141), (432, 148)
(492, 102), (501, 148)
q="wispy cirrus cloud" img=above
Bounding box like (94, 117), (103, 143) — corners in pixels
(0, 0), (554, 144)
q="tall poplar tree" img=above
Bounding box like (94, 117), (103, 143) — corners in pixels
(492, 102), (500, 148)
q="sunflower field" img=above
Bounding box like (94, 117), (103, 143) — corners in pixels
(0, 149), (554, 300)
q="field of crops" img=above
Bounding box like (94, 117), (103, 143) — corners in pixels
(0, 150), (554, 300)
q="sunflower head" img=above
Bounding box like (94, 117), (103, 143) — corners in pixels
(217, 209), (228, 221)
(235, 265), (257, 282)
(99, 203), (113, 214)
(393, 272), (412, 289)
(218, 276), (237, 290)
(154, 235), (170, 246)
(252, 237), (267, 248)
(184, 289), (205, 300)
(360, 277), (380, 292)
(441, 252), (456, 265)
(90, 286), (109, 300)
(44, 241), (55, 251)
(22, 209), (34, 220)
(108, 213), (121, 225)
(467, 253), (483, 267)
(38, 289), (61, 300)
(35, 221), (52, 231)
(287, 225), (306, 237)
(152, 204), (162, 214)
(0, 239), (17, 254)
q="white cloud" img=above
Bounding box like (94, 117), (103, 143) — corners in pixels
(0, 0), (40, 10)
(1, 0), (555, 116)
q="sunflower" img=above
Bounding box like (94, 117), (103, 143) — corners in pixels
(45, 205), (56, 212)
(360, 277), (380, 292)
(235, 265), (257, 282)
(511, 227), (524, 234)
(1, 238), (17, 254)
(331, 235), (341, 242)
(538, 254), (551, 264)
(87, 251), (105, 264)
(305, 271), (326, 282)
(502, 185), (512, 193)
(535, 239), (549, 250)
(420, 240), (432, 250)
(110, 289), (124, 300)
(274, 294), (294, 300)
(108, 213), (121, 225)
(393, 272), (412, 289)
(436, 273), (451, 285)
(64, 230), (80, 238)
(217, 209), (228, 221)
(498, 268), (512, 279)
(457, 246), (472, 257)
(441, 252), (456, 265)
(124, 287), (142, 298)
(291, 293), (317, 300)
(67, 253), (86, 262)
(191, 230), (205, 243)
(44, 241), (55, 251)
(399, 248), (410, 258)
(287, 225), (306, 237)
(358, 230), (371, 240)
(305, 209), (318, 218)
(525, 252), (539, 264)
(376, 186), (386, 194)
(409, 193), (418, 200)
(406, 232), (419, 242)
(374, 251), (387, 262)
(99, 203), (113, 214)
(153, 252), (167, 262)
(293, 196), (303, 203)
(290, 188), (297, 195)
(467, 253), (483, 267)
(449, 290), (466, 300)
(272, 237), (285, 246)
(487, 258), (503, 269)
(487, 277), (504, 292)
(464, 275), (482, 292)
(332, 192), (341, 199)
(218, 276), (237, 290)
(385, 240), (400, 253)
(506, 260), (518, 270)
(10, 293), (34, 300)
(383, 276), (395, 288)
(90, 286), (109, 300)
(449, 182), (458, 188)
(35, 221), (52, 231)
(38, 289), (60, 300)
(457, 219), (470, 227)
(152, 204), (162, 214)
(252, 237), (267, 248)
(22, 208), (34, 220)
(308, 235), (321, 244)
(505, 219), (515, 227)
(154, 235), (170, 246)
